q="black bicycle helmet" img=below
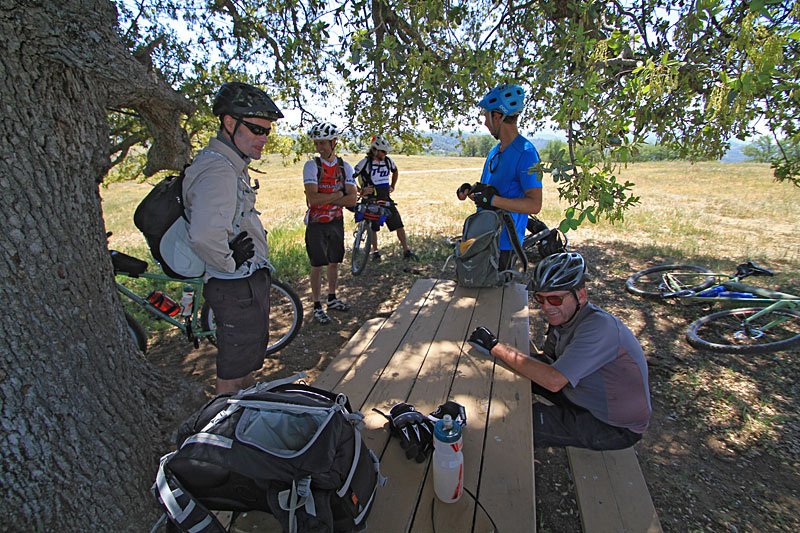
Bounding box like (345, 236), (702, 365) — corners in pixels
(213, 82), (284, 120)
(529, 252), (586, 292)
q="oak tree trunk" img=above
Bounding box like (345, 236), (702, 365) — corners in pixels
(1, 1), (195, 530)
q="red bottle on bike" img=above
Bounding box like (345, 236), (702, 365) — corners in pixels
(147, 291), (181, 317)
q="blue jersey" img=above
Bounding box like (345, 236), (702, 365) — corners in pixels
(479, 134), (542, 250)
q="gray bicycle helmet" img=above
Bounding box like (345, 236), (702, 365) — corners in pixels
(213, 82), (284, 120)
(308, 122), (341, 141)
(370, 134), (391, 153)
(529, 252), (586, 292)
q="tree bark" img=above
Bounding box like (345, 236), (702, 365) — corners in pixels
(0, 1), (197, 530)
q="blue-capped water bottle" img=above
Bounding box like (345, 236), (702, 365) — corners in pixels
(180, 285), (195, 316)
(696, 286), (725, 298)
(433, 414), (464, 503)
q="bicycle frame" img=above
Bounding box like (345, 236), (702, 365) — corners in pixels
(659, 271), (797, 307)
(115, 271), (213, 344)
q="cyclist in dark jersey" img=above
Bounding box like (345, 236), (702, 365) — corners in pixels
(468, 252), (651, 450)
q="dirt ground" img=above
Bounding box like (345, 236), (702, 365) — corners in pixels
(148, 243), (799, 533)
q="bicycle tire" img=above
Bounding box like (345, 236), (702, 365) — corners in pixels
(686, 307), (800, 355)
(200, 277), (303, 355)
(124, 311), (148, 354)
(351, 222), (373, 275)
(626, 264), (715, 298)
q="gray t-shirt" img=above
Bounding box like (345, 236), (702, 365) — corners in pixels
(549, 303), (652, 433)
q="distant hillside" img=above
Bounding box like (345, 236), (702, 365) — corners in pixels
(423, 131), (752, 161)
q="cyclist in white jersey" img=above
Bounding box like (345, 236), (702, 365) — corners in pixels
(353, 135), (418, 262)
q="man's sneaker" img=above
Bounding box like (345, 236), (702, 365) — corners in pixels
(371, 251), (382, 262)
(326, 297), (351, 312)
(404, 249), (420, 261)
(313, 307), (331, 324)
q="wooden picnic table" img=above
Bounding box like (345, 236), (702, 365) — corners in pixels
(313, 278), (536, 533)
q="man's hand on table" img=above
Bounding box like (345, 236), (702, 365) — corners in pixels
(468, 326), (499, 357)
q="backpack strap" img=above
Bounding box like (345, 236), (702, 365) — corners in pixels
(154, 452), (228, 533)
(314, 156), (322, 181)
(336, 428), (362, 497)
(278, 477), (317, 533)
(500, 211), (528, 273)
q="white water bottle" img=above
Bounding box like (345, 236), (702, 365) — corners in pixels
(179, 285), (194, 317)
(432, 414), (464, 503)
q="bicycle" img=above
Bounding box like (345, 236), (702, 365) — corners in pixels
(626, 260), (800, 354)
(111, 248), (303, 355)
(351, 196), (394, 275)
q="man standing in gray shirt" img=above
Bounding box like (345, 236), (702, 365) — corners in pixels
(468, 252), (651, 450)
(183, 82), (283, 394)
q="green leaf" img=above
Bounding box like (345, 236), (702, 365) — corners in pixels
(558, 219), (572, 233)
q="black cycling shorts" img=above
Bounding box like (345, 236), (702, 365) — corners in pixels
(203, 269), (271, 380)
(371, 202), (404, 232)
(305, 218), (345, 267)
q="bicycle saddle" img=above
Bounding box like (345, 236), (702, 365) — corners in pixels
(735, 260), (773, 278)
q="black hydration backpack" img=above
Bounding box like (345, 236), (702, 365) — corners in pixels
(153, 374), (384, 533)
(133, 170), (197, 279)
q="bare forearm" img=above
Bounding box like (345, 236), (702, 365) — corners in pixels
(491, 342), (567, 392)
(492, 194), (541, 215)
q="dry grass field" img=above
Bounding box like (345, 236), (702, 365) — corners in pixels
(102, 157), (799, 532)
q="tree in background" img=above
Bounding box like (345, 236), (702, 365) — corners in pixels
(460, 135), (495, 158)
(741, 134), (799, 163)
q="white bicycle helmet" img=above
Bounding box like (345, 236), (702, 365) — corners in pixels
(308, 122), (340, 141)
(370, 134), (391, 153)
(529, 252), (586, 292)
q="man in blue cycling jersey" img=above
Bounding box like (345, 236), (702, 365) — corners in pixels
(468, 252), (651, 450)
(457, 84), (543, 270)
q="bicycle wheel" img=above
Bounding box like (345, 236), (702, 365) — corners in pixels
(686, 307), (800, 355)
(626, 264), (715, 298)
(200, 277), (303, 355)
(351, 221), (373, 275)
(124, 311), (147, 354)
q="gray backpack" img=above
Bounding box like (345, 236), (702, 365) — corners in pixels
(449, 209), (526, 288)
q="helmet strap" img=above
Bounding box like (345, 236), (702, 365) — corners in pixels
(490, 111), (506, 139)
(221, 115), (249, 160)
(563, 290), (582, 325)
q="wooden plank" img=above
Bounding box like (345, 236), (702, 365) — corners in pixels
(392, 284), (481, 533)
(356, 281), (460, 530)
(567, 446), (662, 533)
(411, 286), (504, 533)
(325, 278), (437, 410)
(568, 447), (626, 533)
(313, 317), (387, 391)
(602, 448), (663, 533)
(475, 283), (535, 533)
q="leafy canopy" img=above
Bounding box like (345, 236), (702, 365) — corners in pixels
(112, 0), (799, 230)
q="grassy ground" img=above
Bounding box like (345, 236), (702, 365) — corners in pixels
(102, 158), (800, 532)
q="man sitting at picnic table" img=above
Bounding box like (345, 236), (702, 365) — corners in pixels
(468, 252), (651, 450)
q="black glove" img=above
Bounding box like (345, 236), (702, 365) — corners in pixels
(429, 400), (467, 427)
(374, 403), (434, 463)
(229, 231), (254, 269)
(472, 185), (499, 209)
(468, 326), (499, 356)
(456, 182), (472, 198)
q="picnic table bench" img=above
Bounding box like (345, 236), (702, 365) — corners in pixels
(313, 278), (536, 533)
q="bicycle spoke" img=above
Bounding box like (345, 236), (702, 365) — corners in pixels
(687, 307), (800, 354)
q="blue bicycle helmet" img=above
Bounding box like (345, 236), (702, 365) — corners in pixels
(477, 84), (525, 116)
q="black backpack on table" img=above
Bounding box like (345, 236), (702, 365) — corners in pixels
(153, 374), (385, 533)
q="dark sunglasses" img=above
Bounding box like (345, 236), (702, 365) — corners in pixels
(240, 120), (271, 137)
(533, 293), (570, 306)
